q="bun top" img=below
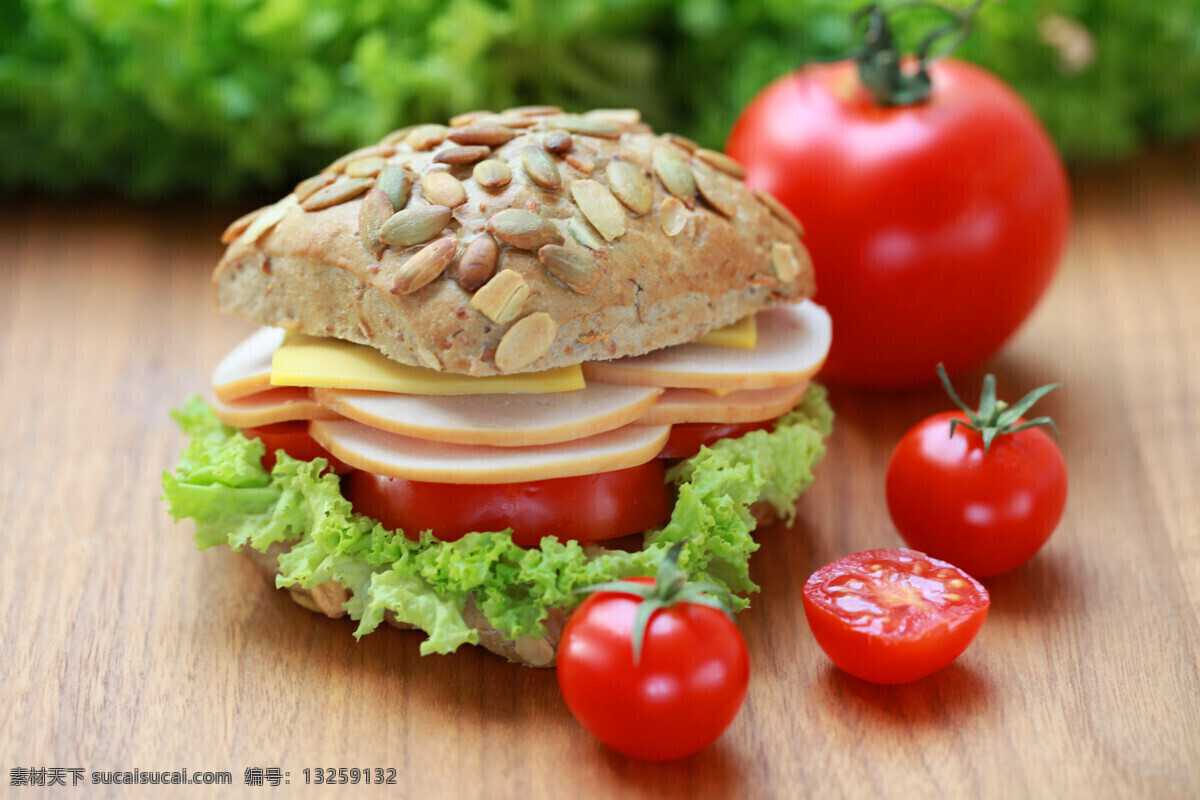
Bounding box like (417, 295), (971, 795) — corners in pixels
(213, 107), (814, 376)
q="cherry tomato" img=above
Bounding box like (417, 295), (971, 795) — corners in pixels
(886, 410), (1068, 577)
(557, 576), (749, 760)
(657, 419), (775, 459)
(343, 460), (672, 545)
(242, 421), (353, 474)
(727, 58), (1070, 387)
(803, 549), (989, 684)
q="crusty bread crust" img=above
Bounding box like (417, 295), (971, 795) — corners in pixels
(214, 109), (814, 376)
(241, 497), (779, 667)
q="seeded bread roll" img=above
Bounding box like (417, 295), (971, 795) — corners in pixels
(214, 107), (813, 376)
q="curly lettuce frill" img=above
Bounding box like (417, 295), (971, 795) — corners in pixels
(162, 386), (832, 655)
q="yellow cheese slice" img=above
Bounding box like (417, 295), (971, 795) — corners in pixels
(694, 315), (757, 349)
(271, 332), (585, 394)
(314, 384), (661, 447)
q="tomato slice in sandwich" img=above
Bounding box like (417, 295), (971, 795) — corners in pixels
(242, 421), (353, 474)
(244, 418), (674, 546)
(657, 419), (776, 459)
(245, 417), (774, 544)
(343, 461), (672, 546)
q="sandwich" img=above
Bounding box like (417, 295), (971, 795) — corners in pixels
(162, 106), (833, 667)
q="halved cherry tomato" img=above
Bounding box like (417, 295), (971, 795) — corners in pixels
(242, 421), (353, 474)
(657, 419), (775, 459)
(343, 460), (673, 545)
(802, 549), (989, 684)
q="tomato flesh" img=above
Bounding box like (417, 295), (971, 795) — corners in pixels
(557, 577), (750, 760)
(802, 548), (989, 684)
(242, 421), (353, 474)
(727, 58), (1070, 387)
(886, 411), (1068, 577)
(657, 419), (775, 459)
(344, 460), (672, 546)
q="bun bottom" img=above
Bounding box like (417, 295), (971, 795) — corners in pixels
(243, 501), (780, 668)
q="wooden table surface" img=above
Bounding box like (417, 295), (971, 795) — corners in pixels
(2, 144), (1198, 799)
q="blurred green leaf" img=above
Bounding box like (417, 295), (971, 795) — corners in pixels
(2, 0), (1198, 198)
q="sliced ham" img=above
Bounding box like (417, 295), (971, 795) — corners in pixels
(310, 418), (671, 484)
(581, 300), (831, 390)
(211, 387), (339, 428)
(635, 381), (809, 426)
(314, 384), (661, 447)
(212, 326), (281, 401)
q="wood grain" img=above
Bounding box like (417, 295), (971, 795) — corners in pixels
(2, 144), (1198, 799)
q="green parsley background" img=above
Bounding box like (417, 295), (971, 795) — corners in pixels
(3, 0), (1198, 198)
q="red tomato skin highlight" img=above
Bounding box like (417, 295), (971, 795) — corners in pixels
(886, 411), (1068, 577)
(727, 59), (1071, 388)
(557, 578), (750, 761)
(344, 460), (672, 546)
(802, 549), (990, 685)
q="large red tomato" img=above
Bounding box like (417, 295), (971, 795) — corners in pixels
(727, 58), (1071, 388)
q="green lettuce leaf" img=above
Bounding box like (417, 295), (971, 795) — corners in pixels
(354, 569), (478, 656)
(162, 385), (832, 654)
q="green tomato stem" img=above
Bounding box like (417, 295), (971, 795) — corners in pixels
(852, 0), (992, 107)
(938, 363), (1062, 454)
(572, 539), (736, 664)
